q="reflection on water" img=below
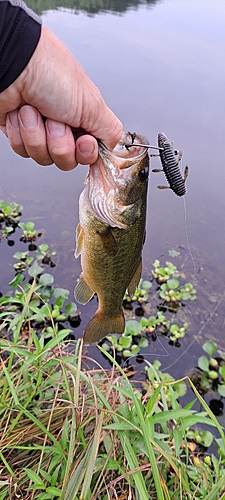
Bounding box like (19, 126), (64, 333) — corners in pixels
(26, 0), (159, 15)
(1, 0), (225, 407)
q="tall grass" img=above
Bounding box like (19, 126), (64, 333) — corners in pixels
(1, 321), (225, 499)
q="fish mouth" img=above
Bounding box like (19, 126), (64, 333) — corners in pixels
(99, 131), (149, 165)
(86, 132), (149, 229)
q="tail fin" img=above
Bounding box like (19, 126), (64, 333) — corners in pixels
(83, 310), (125, 344)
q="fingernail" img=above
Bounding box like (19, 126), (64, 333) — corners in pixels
(47, 120), (66, 138)
(78, 140), (95, 156)
(20, 107), (38, 129)
(9, 110), (19, 128)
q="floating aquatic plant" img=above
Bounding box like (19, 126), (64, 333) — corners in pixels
(0, 199), (23, 223)
(152, 259), (177, 283)
(0, 200), (23, 240)
(197, 341), (225, 397)
(1, 198), (225, 499)
(18, 221), (40, 242)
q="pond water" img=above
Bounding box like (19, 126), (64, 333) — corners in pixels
(1, 0), (225, 412)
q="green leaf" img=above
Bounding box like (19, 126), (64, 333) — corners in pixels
(217, 384), (225, 397)
(26, 221), (35, 231)
(125, 319), (142, 336)
(130, 345), (140, 355)
(80, 415), (103, 499)
(201, 431), (213, 448)
(140, 317), (151, 327)
(39, 273), (54, 285)
(46, 487), (61, 496)
(64, 455), (86, 499)
(9, 273), (25, 287)
(139, 337), (148, 348)
(28, 263), (43, 277)
(175, 381), (187, 397)
(179, 415), (217, 429)
(43, 330), (72, 350)
(106, 335), (118, 345)
(13, 250), (29, 260)
(119, 335), (132, 348)
(104, 422), (136, 431)
(41, 304), (52, 318)
(170, 324), (179, 334)
(173, 428), (183, 456)
(219, 365), (225, 381)
(122, 349), (132, 358)
(39, 243), (49, 252)
(65, 302), (77, 316)
(39, 285), (54, 300)
(54, 288), (69, 299)
(198, 356), (209, 372)
(101, 342), (110, 351)
(145, 385), (161, 416)
(203, 341), (217, 356)
(167, 278), (179, 289)
(55, 314), (67, 321)
(152, 409), (194, 425)
(36, 492), (50, 499)
(142, 280), (152, 290)
(120, 433), (149, 500)
(24, 468), (45, 487)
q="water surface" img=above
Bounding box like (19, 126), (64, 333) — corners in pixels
(1, 0), (225, 403)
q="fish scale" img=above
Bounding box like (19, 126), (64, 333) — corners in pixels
(74, 132), (149, 344)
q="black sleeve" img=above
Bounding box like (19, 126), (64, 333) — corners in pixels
(0, 0), (42, 92)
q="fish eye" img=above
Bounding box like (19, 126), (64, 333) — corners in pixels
(139, 167), (149, 181)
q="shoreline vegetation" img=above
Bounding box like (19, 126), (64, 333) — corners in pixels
(1, 199), (225, 499)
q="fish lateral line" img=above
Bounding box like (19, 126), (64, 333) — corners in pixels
(75, 131), (149, 344)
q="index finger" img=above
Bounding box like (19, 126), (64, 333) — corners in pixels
(79, 90), (123, 151)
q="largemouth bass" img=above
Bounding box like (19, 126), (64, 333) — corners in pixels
(74, 131), (149, 344)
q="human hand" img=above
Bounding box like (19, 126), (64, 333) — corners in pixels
(0, 25), (123, 170)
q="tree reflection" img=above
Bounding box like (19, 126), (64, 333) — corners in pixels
(26, 0), (159, 16)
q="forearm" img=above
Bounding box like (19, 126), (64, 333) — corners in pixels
(0, 0), (42, 92)
(0, 3), (123, 168)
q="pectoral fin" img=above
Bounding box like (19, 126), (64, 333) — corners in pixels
(127, 259), (142, 296)
(74, 275), (95, 304)
(75, 222), (84, 258)
(118, 198), (142, 227)
(97, 227), (117, 257)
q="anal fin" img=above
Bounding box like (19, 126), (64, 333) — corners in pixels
(74, 274), (95, 304)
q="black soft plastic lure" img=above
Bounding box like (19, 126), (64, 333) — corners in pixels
(157, 132), (188, 197)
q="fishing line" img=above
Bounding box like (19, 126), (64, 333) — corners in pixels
(183, 195), (197, 274)
(174, 151), (197, 274)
